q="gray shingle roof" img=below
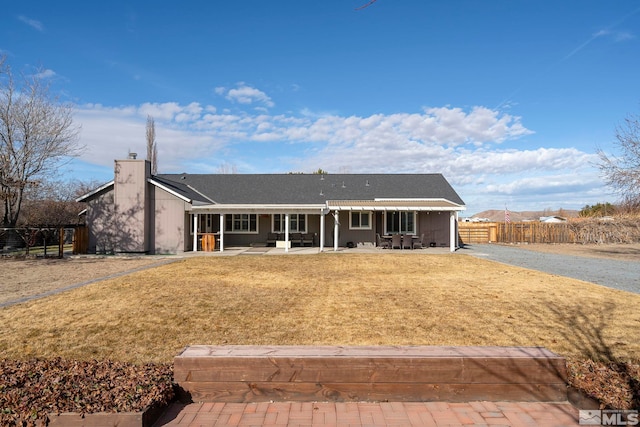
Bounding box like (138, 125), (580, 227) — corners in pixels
(156, 173), (465, 206)
(151, 176), (213, 203)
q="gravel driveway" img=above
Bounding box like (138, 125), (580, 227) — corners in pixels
(463, 244), (640, 295)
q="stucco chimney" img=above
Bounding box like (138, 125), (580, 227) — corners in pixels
(113, 158), (151, 253)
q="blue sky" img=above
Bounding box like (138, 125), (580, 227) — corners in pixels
(3, 0), (639, 215)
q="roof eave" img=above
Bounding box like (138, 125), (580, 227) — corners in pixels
(328, 198), (466, 211)
(148, 178), (192, 203)
(76, 181), (114, 202)
(190, 204), (327, 214)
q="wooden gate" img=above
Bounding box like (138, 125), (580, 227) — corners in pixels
(73, 226), (89, 254)
(458, 223), (498, 244)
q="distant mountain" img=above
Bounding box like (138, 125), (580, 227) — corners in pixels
(466, 209), (580, 222)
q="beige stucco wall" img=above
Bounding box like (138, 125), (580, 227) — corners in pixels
(86, 180), (190, 255)
(113, 159), (150, 253)
(86, 190), (116, 254)
(149, 185), (189, 254)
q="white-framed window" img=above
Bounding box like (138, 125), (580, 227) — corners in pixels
(350, 211), (371, 230)
(225, 214), (258, 233)
(385, 211), (416, 234)
(272, 214), (307, 233)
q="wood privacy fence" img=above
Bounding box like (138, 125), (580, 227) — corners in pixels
(496, 222), (576, 243)
(458, 222), (576, 244)
(460, 218), (640, 245)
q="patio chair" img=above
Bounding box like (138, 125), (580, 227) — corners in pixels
(266, 232), (277, 246)
(413, 233), (425, 249)
(302, 233), (314, 246)
(402, 234), (413, 250)
(391, 234), (402, 249)
(291, 233), (303, 246)
(376, 233), (390, 249)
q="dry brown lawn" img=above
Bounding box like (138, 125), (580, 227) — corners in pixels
(0, 252), (638, 364)
(0, 256), (164, 305)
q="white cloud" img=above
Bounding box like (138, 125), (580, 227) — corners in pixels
(74, 103), (225, 172)
(34, 69), (56, 79)
(72, 102), (605, 211)
(463, 170), (609, 214)
(18, 15), (44, 32)
(138, 102), (183, 120)
(220, 83), (275, 108)
(484, 174), (600, 196)
(449, 148), (594, 176)
(75, 103), (534, 169)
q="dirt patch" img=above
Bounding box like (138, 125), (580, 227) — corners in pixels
(0, 256), (170, 306)
(505, 243), (640, 262)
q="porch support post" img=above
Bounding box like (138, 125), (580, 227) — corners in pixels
(192, 213), (198, 252)
(219, 214), (224, 252)
(284, 213), (290, 253)
(319, 209), (325, 252)
(449, 211), (456, 252)
(333, 211), (339, 252)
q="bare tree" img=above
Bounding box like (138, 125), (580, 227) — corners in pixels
(0, 55), (82, 227)
(72, 178), (106, 199)
(20, 179), (87, 227)
(597, 113), (640, 206)
(216, 162), (237, 174)
(146, 115), (158, 174)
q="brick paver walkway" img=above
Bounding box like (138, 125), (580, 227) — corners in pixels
(153, 401), (580, 426)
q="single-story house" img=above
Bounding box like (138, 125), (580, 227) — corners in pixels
(77, 156), (466, 254)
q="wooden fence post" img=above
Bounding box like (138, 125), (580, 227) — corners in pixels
(59, 227), (64, 258)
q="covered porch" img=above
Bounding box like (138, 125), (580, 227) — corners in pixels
(187, 199), (464, 254)
(188, 204), (328, 254)
(328, 199), (463, 252)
